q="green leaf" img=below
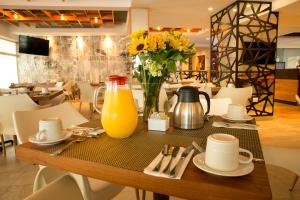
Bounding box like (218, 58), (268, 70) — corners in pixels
(166, 60), (176, 72)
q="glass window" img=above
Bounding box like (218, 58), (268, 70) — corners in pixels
(0, 38), (18, 88)
(0, 38), (16, 54)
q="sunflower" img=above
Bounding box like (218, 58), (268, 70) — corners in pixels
(128, 37), (148, 56)
(130, 29), (146, 39)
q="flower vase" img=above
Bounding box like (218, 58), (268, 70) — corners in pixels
(142, 82), (162, 122)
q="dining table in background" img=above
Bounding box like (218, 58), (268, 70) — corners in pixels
(16, 117), (271, 200)
(29, 90), (64, 104)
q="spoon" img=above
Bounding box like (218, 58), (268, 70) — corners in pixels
(50, 138), (87, 156)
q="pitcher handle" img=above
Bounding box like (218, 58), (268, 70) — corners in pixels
(198, 91), (210, 115)
(93, 86), (103, 114)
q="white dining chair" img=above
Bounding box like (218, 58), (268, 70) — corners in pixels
(214, 86), (252, 106)
(25, 173), (84, 200)
(262, 145), (300, 192)
(13, 102), (125, 200)
(77, 82), (97, 118)
(0, 94), (42, 155)
(200, 98), (232, 116)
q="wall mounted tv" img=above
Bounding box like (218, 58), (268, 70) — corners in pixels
(241, 42), (276, 64)
(19, 35), (49, 56)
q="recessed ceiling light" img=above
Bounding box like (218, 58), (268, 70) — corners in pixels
(13, 13), (18, 19)
(208, 7), (213, 11)
(157, 27), (161, 31)
(60, 14), (65, 20)
(95, 17), (98, 23)
(187, 29), (190, 33)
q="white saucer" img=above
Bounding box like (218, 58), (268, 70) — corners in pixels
(29, 131), (72, 146)
(193, 152), (254, 177)
(221, 114), (253, 122)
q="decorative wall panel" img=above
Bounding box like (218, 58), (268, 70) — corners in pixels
(210, 0), (278, 116)
(18, 35), (129, 83)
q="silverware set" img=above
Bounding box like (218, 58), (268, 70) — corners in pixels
(153, 142), (201, 177)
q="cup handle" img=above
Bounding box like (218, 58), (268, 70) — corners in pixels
(36, 130), (47, 141)
(238, 148), (253, 164)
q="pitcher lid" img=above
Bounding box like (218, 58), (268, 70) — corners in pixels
(109, 75), (127, 85)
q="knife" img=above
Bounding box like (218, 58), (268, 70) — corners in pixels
(169, 146), (193, 176)
(163, 146), (180, 173)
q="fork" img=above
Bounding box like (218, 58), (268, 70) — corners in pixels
(153, 144), (172, 172)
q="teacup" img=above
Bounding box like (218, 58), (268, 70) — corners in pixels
(205, 133), (253, 171)
(227, 104), (245, 120)
(41, 87), (49, 94)
(36, 118), (64, 141)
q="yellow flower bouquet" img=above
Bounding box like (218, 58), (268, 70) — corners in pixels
(128, 30), (195, 121)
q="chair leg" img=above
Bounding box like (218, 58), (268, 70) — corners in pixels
(142, 189), (146, 200)
(1, 134), (6, 156)
(13, 135), (18, 146)
(89, 103), (93, 119)
(289, 174), (299, 192)
(134, 188), (146, 200)
(79, 102), (82, 112)
(135, 188), (140, 200)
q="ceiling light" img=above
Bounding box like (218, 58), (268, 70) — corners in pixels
(208, 7), (213, 11)
(246, 4), (251, 8)
(187, 29), (190, 33)
(60, 14), (65, 20)
(95, 17), (98, 23)
(157, 27), (161, 31)
(14, 13), (18, 19)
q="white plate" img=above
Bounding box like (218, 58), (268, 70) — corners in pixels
(193, 152), (254, 177)
(221, 114), (253, 122)
(29, 131), (73, 146)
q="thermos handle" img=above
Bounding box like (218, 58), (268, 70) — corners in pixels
(198, 91), (210, 115)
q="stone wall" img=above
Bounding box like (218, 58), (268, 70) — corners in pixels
(18, 35), (129, 83)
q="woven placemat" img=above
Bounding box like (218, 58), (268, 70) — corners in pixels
(38, 117), (263, 172)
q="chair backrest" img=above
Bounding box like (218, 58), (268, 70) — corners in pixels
(214, 86), (252, 106)
(26, 174), (84, 200)
(77, 82), (96, 103)
(262, 145), (300, 177)
(63, 80), (73, 92)
(200, 98), (232, 116)
(13, 102), (88, 144)
(132, 89), (144, 110)
(0, 94), (40, 135)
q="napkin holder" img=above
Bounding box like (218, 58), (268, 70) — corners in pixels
(148, 113), (169, 132)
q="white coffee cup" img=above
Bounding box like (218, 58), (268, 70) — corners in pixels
(205, 133), (253, 171)
(41, 87), (49, 94)
(36, 118), (64, 141)
(227, 104), (245, 120)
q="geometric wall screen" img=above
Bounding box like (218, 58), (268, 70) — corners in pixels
(210, 0), (278, 116)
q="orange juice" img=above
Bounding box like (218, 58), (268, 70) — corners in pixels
(101, 87), (138, 138)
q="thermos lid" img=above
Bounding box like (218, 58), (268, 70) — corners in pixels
(177, 86), (199, 102)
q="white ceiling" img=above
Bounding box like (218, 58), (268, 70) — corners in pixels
(1, 0), (300, 47)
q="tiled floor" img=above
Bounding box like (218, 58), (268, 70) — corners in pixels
(0, 101), (299, 200)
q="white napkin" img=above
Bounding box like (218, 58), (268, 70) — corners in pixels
(212, 121), (258, 130)
(143, 147), (194, 179)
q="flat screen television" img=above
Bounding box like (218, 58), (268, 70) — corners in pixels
(19, 35), (49, 56)
(241, 42), (276, 64)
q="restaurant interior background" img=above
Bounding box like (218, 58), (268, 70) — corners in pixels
(0, 0), (300, 199)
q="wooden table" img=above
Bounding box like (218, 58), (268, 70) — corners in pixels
(29, 90), (63, 104)
(16, 119), (271, 200)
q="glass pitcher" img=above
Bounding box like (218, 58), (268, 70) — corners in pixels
(93, 75), (138, 138)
